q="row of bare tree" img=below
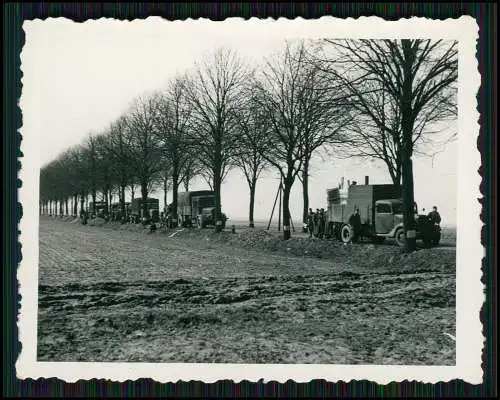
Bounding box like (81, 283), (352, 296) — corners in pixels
(40, 39), (457, 251)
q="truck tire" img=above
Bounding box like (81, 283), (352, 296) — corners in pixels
(341, 224), (354, 243)
(395, 228), (405, 247)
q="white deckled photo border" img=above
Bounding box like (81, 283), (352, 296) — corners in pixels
(16, 15), (483, 384)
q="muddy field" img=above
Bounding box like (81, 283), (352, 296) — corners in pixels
(37, 216), (456, 364)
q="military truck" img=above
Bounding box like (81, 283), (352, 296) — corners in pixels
(131, 198), (159, 223)
(326, 181), (441, 247)
(111, 202), (131, 221)
(88, 201), (108, 218)
(176, 190), (227, 229)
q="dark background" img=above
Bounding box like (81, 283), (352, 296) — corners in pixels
(3, 2), (497, 398)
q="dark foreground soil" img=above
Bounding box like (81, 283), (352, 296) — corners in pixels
(38, 216), (456, 364)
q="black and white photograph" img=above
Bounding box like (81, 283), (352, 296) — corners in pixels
(17, 17), (482, 383)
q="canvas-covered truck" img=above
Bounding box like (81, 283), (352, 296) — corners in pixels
(176, 190), (228, 229)
(326, 182), (441, 247)
(131, 198), (159, 223)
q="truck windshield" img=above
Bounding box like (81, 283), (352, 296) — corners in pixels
(392, 202), (403, 214)
(197, 196), (215, 208)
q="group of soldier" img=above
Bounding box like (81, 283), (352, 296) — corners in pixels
(306, 208), (329, 239)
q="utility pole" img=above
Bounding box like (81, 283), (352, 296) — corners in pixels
(278, 178), (282, 231)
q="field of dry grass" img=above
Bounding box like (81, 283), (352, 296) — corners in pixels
(37, 216), (456, 364)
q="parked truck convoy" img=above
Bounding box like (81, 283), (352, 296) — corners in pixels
(176, 190), (228, 229)
(326, 182), (441, 247)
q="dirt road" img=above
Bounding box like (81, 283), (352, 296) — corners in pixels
(37, 217), (456, 364)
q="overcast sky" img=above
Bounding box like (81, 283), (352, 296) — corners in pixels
(21, 18), (458, 226)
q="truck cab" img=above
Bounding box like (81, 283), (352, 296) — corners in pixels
(177, 190), (228, 229)
(374, 199), (404, 235)
(374, 199), (439, 246)
(197, 207), (227, 229)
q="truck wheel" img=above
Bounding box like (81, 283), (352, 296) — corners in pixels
(395, 228), (405, 247)
(341, 224), (354, 243)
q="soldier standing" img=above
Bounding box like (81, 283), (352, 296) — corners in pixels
(307, 208), (314, 238)
(314, 209), (320, 237)
(348, 208), (362, 242)
(428, 206), (442, 225)
(319, 208), (326, 239)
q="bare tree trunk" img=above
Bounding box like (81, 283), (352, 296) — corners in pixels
(104, 188), (109, 214)
(301, 157), (310, 233)
(73, 194), (78, 216)
(172, 170), (179, 227)
(65, 198), (69, 216)
(80, 194), (85, 216)
(401, 145), (416, 252)
(108, 188), (113, 214)
(59, 199), (64, 216)
(91, 190), (97, 215)
(120, 184), (126, 216)
(140, 181), (148, 219)
(282, 176), (293, 240)
(248, 176), (256, 228)
(401, 40), (417, 252)
(213, 157), (222, 233)
(163, 176), (168, 215)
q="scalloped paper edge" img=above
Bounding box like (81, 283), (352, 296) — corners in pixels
(16, 15), (483, 384)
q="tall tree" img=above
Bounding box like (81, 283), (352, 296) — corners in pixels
(94, 133), (115, 214)
(125, 95), (163, 218)
(105, 115), (134, 216)
(153, 75), (193, 227)
(83, 134), (99, 215)
(185, 48), (251, 232)
(253, 41), (342, 239)
(234, 92), (271, 228)
(296, 44), (353, 231)
(319, 39), (458, 251)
